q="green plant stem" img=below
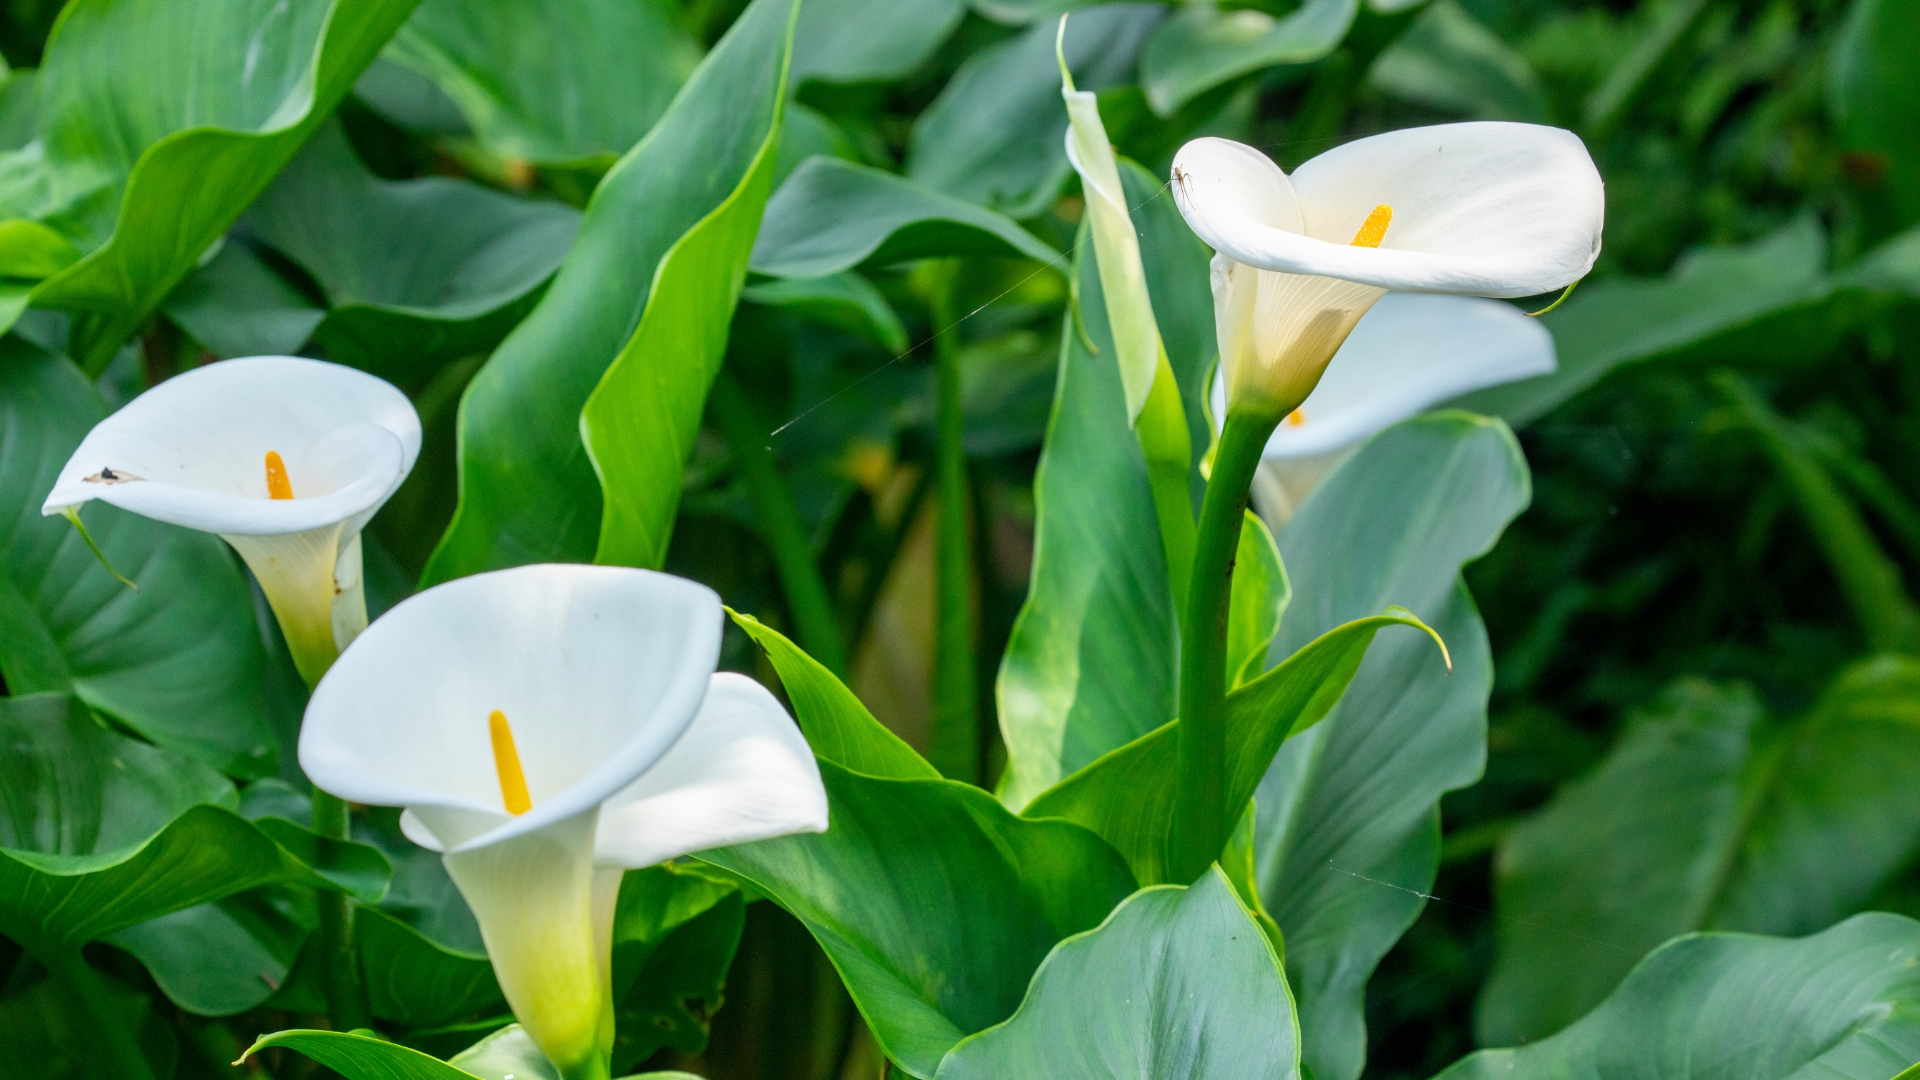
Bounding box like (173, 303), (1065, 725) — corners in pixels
(710, 368), (850, 676)
(1136, 348), (1196, 613)
(310, 787), (371, 1031)
(32, 942), (158, 1080)
(928, 265), (979, 783)
(1173, 407), (1283, 883)
(1714, 371), (1920, 654)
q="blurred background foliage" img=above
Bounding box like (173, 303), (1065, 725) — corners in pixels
(0, 0), (1916, 1075)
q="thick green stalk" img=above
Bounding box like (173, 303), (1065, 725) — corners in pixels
(1172, 408), (1282, 884)
(1715, 372), (1920, 654)
(1136, 348), (1196, 613)
(710, 368), (850, 676)
(310, 787), (371, 1031)
(928, 266), (979, 783)
(32, 943), (158, 1080)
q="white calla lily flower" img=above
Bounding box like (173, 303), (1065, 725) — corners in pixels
(41, 356), (421, 684)
(1172, 122), (1602, 417)
(298, 564), (828, 1080)
(1211, 292), (1555, 525)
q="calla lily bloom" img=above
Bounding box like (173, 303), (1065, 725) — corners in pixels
(1172, 122), (1602, 419)
(298, 564), (828, 1080)
(41, 356), (420, 685)
(1203, 291), (1556, 522)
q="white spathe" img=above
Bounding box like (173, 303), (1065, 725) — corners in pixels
(1208, 292), (1556, 459)
(1172, 122), (1602, 416)
(41, 356), (421, 684)
(1062, 40), (1159, 421)
(298, 564), (827, 1080)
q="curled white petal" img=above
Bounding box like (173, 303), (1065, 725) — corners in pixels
(1210, 292), (1557, 458)
(1173, 123), (1604, 297)
(299, 564), (725, 853)
(595, 672), (828, 869)
(41, 356), (420, 524)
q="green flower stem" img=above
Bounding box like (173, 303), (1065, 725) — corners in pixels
(33, 942), (158, 1080)
(710, 368), (850, 676)
(310, 787), (372, 1032)
(1173, 407), (1282, 883)
(929, 264), (980, 783)
(1136, 348), (1196, 613)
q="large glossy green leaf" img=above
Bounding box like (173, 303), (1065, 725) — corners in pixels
(172, 122), (579, 378)
(1441, 913), (1920, 1079)
(105, 887), (309, 1017)
(162, 241), (325, 359)
(580, 61), (787, 570)
(995, 227), (1175, 810)
(1478, 658), (1920, 1044)
(1828, 0), (1920, 234)
(608, 863), (745, 1070)
(703, 619), (1134, 1078)
(743, 272), (908, 353)
(792, 0), (964, 84)
(702, 761), (1137, 1079)
(358, 907), (503, 1029)
(6, 0), (421, 370)
(731, 608), (939, 780)
(1228, 511), (1289, 690)
(252, 1025), (701, 1080)
(993, 160), (1213, 810)
(0, 693), (383, 952)
(422, 0), (799, 584)
(936, 868), (1298, 1080)
(906, 4), (1163, 218)
(0, 337), (275, 775)
(448, 1022), (709, 1080)
(750, 157), (1062, 280)
(1141, 0), (1358, 115)
(1026, 610), (1436, 886)
(0, 958), (176, 1080)
(387, 0), (703, 165)
(1255, 412), (1528, 1080)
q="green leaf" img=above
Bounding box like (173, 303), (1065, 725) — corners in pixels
(935, 867), (1297, 1080)
(0, 958), (177, 1079)
(1024, 611), (1436, 886)
(0, 338), (276, 775)
(422, 0), (800, 584)
(701, 760), (1137, 1079)
(906, 4), (1162, 218)
(610, 870), (744, 1070)
(387, 0), (703, 165)
(1255, 411), (1528, 1080)
(359, 906), (503, 1029)
(1367, 0), (1547, 122)
(1141, 0), (1358, 115)
(189, 121), (579, 379)
(104, 888), (309, 1017)
(0, 693), (380, 951)
(452, 1023), (709, 1080)
(792, 0), (964, 84)
(743, 272), (908, 354)
(1441, 913), (1920, 1079)
(1828, 0), (1920, 235)
(1228, 511), (1289, 690)
(750, 157), (1062, 280)
(246, 1030), (482, 1080)
(1479, 658), (1920, 1044)
(1455, 219), (1837, 427)
(994, 226), (1175, 811)
(580, 58), (789, 571)
(730, 608), (939, 781)
(13, 0), (422, 370)
(163, 240), (326, 359)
